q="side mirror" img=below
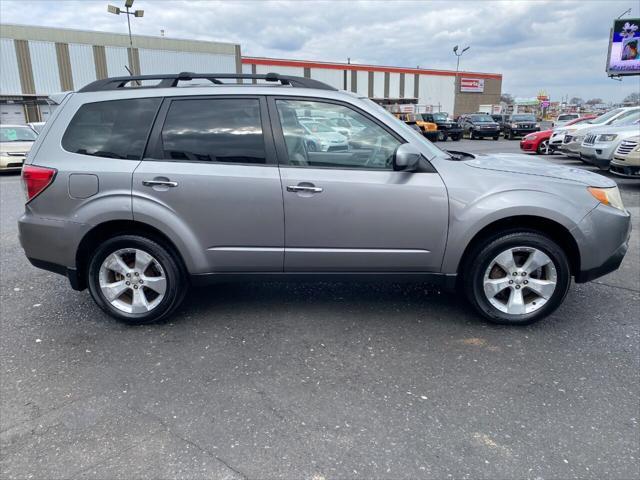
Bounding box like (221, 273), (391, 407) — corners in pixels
(393, 143), (422, 172)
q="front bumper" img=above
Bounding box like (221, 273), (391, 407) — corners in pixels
(610, 159), (640, 178)
(579, 143), (616, 168)
(574, 204), (631, 283)
(519, 139), (537, 151)
(509, 128), (540, 136)
(472, 129), (500, 137)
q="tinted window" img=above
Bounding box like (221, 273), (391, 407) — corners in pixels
(62, 98), (160, 159)
(276, 99), (401, 170)
(161, 98), (265, 164)
(470, 115), (492, 122)
(512, 115), (536, 121)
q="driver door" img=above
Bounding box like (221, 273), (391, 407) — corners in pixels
(268, 97), (449, 272)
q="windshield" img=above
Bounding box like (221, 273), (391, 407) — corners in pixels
(470, 115), (493, 122)
(363, 99), (443, 159)
(558, 114), (577, 121)
(511, 115), (536, 122)
(0, 126), (37, 142)
(432, 113), (448, 121)
(301, 121), (333, 133)
(592, 108), (624, 124)
(610, 110), (640, 125)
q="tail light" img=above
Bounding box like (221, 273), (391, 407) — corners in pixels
(21, 165), (57, 203)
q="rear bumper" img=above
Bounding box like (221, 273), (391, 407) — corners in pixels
(19, 213), (90, 290)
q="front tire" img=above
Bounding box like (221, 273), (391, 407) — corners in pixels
(437, 131), (447, 142)
(463, 231), (571, 325)
(537, 139), (551, 155)
(87, 235), (187, 324)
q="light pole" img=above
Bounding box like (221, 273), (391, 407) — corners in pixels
(108, 0), (144, 51)
(453, 45), (470, 74)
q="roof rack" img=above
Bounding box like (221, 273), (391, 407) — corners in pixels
(78, 72), (337, 93)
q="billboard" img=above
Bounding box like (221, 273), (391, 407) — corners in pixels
(607, 19), (640, 76)
(460, 78), (484, 92)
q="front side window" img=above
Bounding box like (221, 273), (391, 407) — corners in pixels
(161, 98), (266, 164)
(0, 126), (37, 142)
(276, 99), (401, 170)
(62, 98), (161, 159)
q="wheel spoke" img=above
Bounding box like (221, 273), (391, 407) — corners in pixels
(102, 280), (129, 302)
(522, 250), (551, 273)
(104, 253), (130, 276)
(142, 275), (167, 295)
(134, 250), (154, 274)
(493, 249), (517, 274)
(131, 288), (150, 313)
(506, 288), (526, 315)
(484, 278), (511, 298)
(526, 278), (556, 299)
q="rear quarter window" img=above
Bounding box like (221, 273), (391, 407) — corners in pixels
(62, 98), (161, 159)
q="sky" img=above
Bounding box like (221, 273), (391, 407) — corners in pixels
(1, 0), (639, 103)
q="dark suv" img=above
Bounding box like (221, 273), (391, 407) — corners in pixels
(459, 114), (500, 140)
(417, 113), (463, 141)
(502, 114), (540, 139)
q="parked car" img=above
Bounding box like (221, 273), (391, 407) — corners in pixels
(418, 112), (463, 141)
(552, 113), (581, 128)
(395, 113), (439, 140)
(19, 72), (630, 326)
(549, 115), (597, 150)
(501, 114), (540, 139)
(491, 114), (509, 134)
(578, 120), (640, 170)
(520, 129), (554, 155)
(299, 120), (349, 151)
(610, 135), (640, 178)
(559, 107), (640, 156)
(460, 114), (500, 140)
(0, 124), (37, 171)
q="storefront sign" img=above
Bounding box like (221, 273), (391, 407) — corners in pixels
(460, 78), (485, 92)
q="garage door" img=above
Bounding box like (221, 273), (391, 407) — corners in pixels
(0, 104), (26, 125)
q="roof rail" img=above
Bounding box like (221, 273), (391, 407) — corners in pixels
(78, 72), (337, 93)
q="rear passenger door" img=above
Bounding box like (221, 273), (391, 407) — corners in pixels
(132, 96), (285, 274)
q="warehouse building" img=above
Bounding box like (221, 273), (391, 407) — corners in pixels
(0, 24), (241, 123)
(0, 23), (501, 123)
(242, 57), (502, 116)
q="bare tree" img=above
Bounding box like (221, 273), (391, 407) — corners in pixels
(570, 97), (584, 106)
(500, 93), (514, 104)
(623, 92), (640, 105)
(585, 98), (603, 105)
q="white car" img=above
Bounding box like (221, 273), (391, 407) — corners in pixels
(557, 107), (640, 156)
(552, 113), (580, 128)
(578, 121), (640, 169)
(300, 120), (349, 151)
(0, 124), (38, 171)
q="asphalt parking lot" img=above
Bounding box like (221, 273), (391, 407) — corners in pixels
(1, 138), (638, 480)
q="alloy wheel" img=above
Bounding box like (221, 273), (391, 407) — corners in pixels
(483, 246), (558, 315)
(98, 248), (167, 314)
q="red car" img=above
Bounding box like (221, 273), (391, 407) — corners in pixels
(520, 115), (598, 155)
(520, 129), (553, 154)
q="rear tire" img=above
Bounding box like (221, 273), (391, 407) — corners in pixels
(462, 231), (571, 325)
(87, 235), (187, 324)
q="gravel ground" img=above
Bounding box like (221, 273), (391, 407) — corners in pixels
(1, 138), (638, 480)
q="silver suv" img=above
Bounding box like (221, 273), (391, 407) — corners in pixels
(18, 72), (631, 325)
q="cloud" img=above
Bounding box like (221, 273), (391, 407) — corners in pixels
(1, 0), (639, 102)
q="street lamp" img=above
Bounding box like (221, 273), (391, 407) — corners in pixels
(108, 0), (144, 50)
(453, 45), (470, 74)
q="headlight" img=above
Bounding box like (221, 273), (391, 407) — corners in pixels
(597, 134), (617, 142)
(588, 186), (625, 211)
(526, 134), (537, 140)
(635, 146), (640, 152)
(511, 123), (518, 128)
(555, 129), (566, 135)
(535, 123), (540, 128)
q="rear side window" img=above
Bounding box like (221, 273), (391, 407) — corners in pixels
(160, 98), (266, 164)
(62, 98), (161, 159)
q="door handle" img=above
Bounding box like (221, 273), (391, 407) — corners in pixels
(287, 185), (323, 193)
(142, 180), (178, 187)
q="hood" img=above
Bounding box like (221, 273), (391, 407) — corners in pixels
(0, 141), (34, 154)
(465, 153), (615, 187)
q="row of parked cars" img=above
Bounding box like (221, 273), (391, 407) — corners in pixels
(518, 106), (640, 178)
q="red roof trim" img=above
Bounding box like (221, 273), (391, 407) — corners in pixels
(242, 57), (502, 80)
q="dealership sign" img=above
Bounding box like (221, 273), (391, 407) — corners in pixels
(460, 78), (485, 92)
(607, 19), (640, 76)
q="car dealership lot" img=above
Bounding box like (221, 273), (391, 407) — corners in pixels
(1, 138), (638, 479)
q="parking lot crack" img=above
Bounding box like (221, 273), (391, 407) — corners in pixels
(592, 281), (640, 294)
